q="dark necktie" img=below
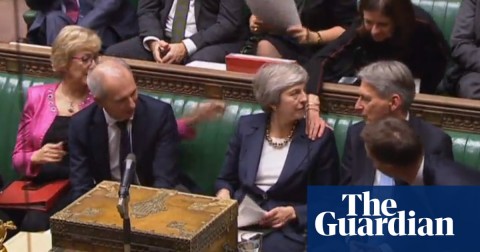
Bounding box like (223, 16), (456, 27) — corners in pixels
(64, 0), (80, 23)
(116, 120), (131, 181)
(171, 0), (190, 43)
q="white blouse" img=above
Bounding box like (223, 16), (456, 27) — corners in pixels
(255, 138), (291, 192)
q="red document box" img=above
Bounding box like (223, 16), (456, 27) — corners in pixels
(0, 179), (70, 211)
(226, 53), (296, 74)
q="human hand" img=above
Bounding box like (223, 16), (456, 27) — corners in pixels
(259, 206), (296, 228)
(216, 188), (231, 200)
(193, 100), (226, 123)
(31, 142), (67, 164)
(287, 25), (314, 44)
(148, 40), (170, 63)
(162, 43), (188, 64)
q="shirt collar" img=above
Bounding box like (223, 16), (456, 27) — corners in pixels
(103, 109), (134, 126)
(412, 155), (425, 185)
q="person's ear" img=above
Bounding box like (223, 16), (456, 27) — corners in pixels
(389, 95), (401, 112)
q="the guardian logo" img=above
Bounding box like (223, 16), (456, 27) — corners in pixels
(315, 191), (454, 237)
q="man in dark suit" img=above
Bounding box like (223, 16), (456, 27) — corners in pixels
(361, 117), (480, 185)
(105, 0), (248, 64)
(26, 0), (138, 49)
(341, 61), (453, 185)
(69, 59), (180, 200)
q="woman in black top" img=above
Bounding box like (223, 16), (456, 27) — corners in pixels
(251, 0), (357, 64)
(303, 0), (449, 138)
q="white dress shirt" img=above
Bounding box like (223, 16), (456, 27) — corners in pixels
(255, 139), (291, 192)
(143, 0), (198, 56)
(412, 156), (425, 185)
(103, 110), (133, 181)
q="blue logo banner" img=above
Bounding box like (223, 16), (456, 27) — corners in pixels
(307, 186), (480, 252)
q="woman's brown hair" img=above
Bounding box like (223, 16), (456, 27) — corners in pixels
(357, 0), (416, 45)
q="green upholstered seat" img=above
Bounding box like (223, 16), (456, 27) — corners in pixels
(2, 74), (480, 194)
(412, 0), (462, 42)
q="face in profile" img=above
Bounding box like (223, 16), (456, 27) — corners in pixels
(273, 83), (307, 121)
(355, 81), (392, 124)
(100, 72), (138, 121)
(363, 10), (394, 42)
(65, 50), (99, 86)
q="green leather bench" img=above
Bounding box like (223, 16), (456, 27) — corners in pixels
(2, 73), (480, 195)
(23, 0), (461, 44)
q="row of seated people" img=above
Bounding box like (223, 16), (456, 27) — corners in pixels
(5, 24), (480, 251)
(24, 0), (480, 100)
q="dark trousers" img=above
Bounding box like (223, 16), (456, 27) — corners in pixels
(27, 11), (120, 51)
(105, 36), (245, 64)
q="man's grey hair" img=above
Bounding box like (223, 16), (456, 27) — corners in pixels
(87, 58), (132, 99)
(252, 63), (308, 112)
(357, 60), (415, 112)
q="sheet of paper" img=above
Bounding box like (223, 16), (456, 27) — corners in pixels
(186, 60), (227, 71)
(245, 0), (301, 32)
(238, 195), (266, 228)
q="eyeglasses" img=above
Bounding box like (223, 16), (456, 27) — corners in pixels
(72, 54), (99, 65)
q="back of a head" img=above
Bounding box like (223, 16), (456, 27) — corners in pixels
(358, 60), (416, 112)
(361, 116), (423, 168)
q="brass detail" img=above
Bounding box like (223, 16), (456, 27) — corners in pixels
(0, 220), (16, 252)
(188, 199), (232, 211)
(131, 191), (170, 218)
(167, 221), (193, 239)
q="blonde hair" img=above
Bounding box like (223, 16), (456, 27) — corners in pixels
(51, 25), (101, 73)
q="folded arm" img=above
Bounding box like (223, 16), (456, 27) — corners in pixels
(78, 0), (123, 30)
(451, 0), (480, 73)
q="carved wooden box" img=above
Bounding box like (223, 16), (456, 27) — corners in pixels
(50, 181), (238, 251)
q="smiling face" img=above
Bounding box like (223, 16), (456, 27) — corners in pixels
(363, 10), (394, 42)
(272, 83), (307, 122)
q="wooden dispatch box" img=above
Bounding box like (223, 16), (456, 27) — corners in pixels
(50, 181), (238, 251)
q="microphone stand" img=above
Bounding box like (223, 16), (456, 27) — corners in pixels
(117, 189), (131, 252)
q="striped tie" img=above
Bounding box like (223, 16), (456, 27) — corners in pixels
(171, 0), (190, 43)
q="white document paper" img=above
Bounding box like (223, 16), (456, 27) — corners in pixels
(238, 195), (266, 228)
(245, 0), (301, 32)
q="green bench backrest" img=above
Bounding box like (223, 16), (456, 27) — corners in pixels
(2, 74), (480, 194)
(412, 0), (462, 42)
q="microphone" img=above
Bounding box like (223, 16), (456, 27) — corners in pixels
(119, 153), (136, 199)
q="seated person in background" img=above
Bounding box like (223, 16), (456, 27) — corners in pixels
(340, 61), (453, 185)
(105, 0), (248, 64)
(26, 0), (138, 50)
(252, 0), (357, 64)
(303, 0), (449, 133)
(448, 0), (480, 99)
(362, 117), (480, 185)
(69, 59), (181, 200)
(12, 25), (101, 231)
(215, 63), (339, 252)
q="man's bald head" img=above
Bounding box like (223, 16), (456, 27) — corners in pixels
(87, 58), (138, 121)
(87, 58), (134, 99)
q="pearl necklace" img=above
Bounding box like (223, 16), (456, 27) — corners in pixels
(265, 120), (297, 149)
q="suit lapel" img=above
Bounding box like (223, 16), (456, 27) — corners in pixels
(270, 120), (309, 191)
(131, 97), (147, 183)
(90, 107), (111, 180)
(194, 0), (201, 22)
(243, 115), (266, 187)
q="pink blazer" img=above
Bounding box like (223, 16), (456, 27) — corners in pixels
(13, 83), (195, 177)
